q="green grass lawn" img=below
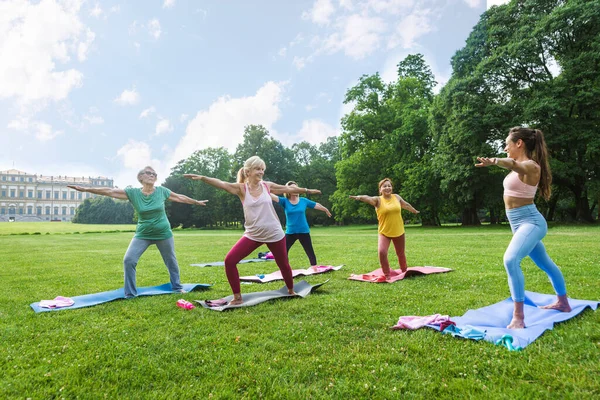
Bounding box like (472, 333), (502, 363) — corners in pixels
(1, 223), (599, 399)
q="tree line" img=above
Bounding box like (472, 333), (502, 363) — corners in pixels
(74, 0), (598, 226)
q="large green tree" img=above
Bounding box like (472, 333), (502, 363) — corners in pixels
(72, 197), (134, 224)
(333, 54), (440, 225)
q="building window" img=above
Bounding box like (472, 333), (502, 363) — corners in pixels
(37, 206), (42, 215)
(1, 176), (5, 181)
(19, 190), (24, 198)
(62, 192), (67, 200)
(20, 177), (24, 182)
(46, 191), (51, 199)
(10, 189), (15, 197)
(18, 207), (23, 215)
(28, 190), (33, 198)
(62, 206), (67, 215)
(1, 190), (5, 197)
(11, 177), (15, 181)
(54, 191), (59, 200)
(27, 206), (33, 214)
(45, 207), (50, 215)
(54, 207), (59, 215)
(78, 192), (82, 200)
(70, 191), (75, 200)
(9, 207), (16, 215)
(37, 191), (42, 199)
(70, 207), (75, 215)
(0, 208), (4, 214)
(29, 178), (33, 182)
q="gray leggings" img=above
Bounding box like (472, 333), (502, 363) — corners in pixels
(123, 236), (182, 297)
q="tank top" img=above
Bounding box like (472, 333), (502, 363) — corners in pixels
(242, 182), (285, 243)
(376, 195), (404, 237)
(503, 171), (538, 198)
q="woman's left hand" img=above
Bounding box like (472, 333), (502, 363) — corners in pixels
(475, 157), (496, 167)
(195, 200), (208, 206)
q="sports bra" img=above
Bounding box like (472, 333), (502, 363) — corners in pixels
(503, 171), (538, 198)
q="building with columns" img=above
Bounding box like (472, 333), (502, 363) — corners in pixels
(0, 169), (114, 222)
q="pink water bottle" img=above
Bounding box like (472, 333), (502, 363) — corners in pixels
(176, 299), (195, 309)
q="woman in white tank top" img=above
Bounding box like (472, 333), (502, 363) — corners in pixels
(185, 156), (322, 305)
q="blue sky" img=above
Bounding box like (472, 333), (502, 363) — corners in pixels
(1, 0), (507, 188)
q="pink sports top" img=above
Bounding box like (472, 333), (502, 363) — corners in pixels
(242, 182), (285, 243)
(503, 171), (538, 198)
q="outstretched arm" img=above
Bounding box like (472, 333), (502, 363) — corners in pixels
(349, 195), (379, 207)
(396, 195), (419, 214)
(266, 182), (321, 196)
(314, 203), (332, 218)
(67, 185), (128, 200)
(183, 174), (242, 196)
(475, 157), (538, 176)
(168, 192), (208, 206)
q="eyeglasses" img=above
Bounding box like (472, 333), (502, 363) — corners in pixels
(143, 171), (157, 177)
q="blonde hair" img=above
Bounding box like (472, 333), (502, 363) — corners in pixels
(137, 166), (156, 183)
(378, 178), (393, 194)
(284, 181), (297, 199)
(236, 156), (266, 183)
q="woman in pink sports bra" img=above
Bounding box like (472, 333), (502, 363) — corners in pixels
(185, 156), (322, 305)
(476, 127), (571, 329)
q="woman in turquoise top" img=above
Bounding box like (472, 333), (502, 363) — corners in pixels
(68, 166), (207, 298)
(275, 181), (331, 267)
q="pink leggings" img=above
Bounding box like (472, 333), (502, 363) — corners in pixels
(378, 233), (407, 273)
(224, 236), (294, 294)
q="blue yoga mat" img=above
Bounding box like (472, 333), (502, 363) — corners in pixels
(430, 291), (599, 349)
(30, 283), (211, 313)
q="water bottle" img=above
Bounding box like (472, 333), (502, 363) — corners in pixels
(176, 299), (195, 310)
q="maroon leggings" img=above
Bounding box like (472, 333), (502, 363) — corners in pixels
(224, 236), (294, 294)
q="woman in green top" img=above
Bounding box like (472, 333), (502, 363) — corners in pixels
(68, 166), (208, 297)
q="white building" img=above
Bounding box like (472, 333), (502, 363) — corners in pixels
(0, 169), (114, 222)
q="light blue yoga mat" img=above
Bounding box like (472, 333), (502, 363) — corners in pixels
(197, 280), (328, 311)
(191, 258), (274, 267)
(30, 283), (211, 313)
(429, 291), (599, 349)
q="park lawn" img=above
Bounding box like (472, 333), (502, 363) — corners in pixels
(0, 224), (599, 399)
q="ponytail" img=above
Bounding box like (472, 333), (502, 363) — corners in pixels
(508, 127), (552, 200)
(237, 168), (246, 184)
(532, 129), (552, 201)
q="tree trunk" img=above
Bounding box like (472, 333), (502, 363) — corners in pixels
(461, 207), (481, 226)
(546, 191), (559, 222)
(572, 185), (594, 223)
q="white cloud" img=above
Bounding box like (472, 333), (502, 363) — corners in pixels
(293, 56), (307, 70)
(278, 47), (287, 57)
(155, 118), (173, 136)
(295, 119), (340, 145)
(83, 115), (104, 125)
(34, 121), (63, 141)
(163, 0), (176, 9)
(170, 81), (286, 166)
(339, 0), (354, 11)
(114, 88), (140, 106)
(89, 3), (102, 18)
(116, 140), (153, 169)
(179, 113), (189, 122)
(148, 19), (161, 39)
(323, 14), (386, 59)
(487, 0), (509, 8)
(463, 0), (481, 7)
(302, 0), (336, 25)
(139, 106), (156, 118)
(387, 9), (433, 49)
(0, 0), (92, 105)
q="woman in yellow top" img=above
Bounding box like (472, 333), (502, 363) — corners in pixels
(350, 178), (420, 280)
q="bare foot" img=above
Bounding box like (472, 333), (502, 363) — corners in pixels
(287, 289), (298, 296)
(229, 295), (243, 306)
(400, 267), (408, 273)
(384, 275), (391, 281)
(540, 301), (572, 312)
(507, 317), (526, 329)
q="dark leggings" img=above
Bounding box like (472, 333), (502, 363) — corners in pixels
(286, 233), (317, 266)
(224, 236), (294, 294)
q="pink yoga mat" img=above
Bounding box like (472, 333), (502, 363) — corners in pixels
(240, 265), (343, 283)
(348, 266), (452, 283)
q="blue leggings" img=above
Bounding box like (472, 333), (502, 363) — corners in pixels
(504, 204), (567, 302)
(123, 236), (182, 298)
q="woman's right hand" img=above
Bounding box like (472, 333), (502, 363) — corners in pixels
(183, 174), (203, 180)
